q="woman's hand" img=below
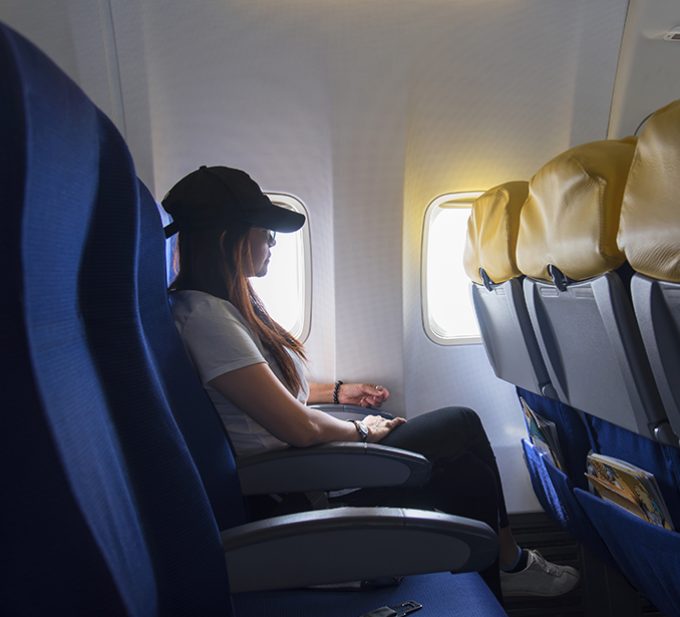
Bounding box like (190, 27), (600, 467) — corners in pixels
(339, 383), (390, 408)
(362, 414), (406, 442)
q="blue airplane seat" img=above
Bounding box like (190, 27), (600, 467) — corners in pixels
(0, 21), (231, 616)
(0, 23), (136, 616)
(136, 181), (248, 530)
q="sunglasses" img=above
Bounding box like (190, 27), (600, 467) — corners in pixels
(265, 229), (276, 246)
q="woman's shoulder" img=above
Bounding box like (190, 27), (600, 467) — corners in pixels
(170, 290), (244, 324)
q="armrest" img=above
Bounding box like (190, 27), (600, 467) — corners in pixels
(237, 442), (431, 495)
(222, 506), (497, 592)
(311, 403), (394, 420)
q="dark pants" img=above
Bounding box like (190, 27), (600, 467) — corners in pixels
(332, 407), (507, 599)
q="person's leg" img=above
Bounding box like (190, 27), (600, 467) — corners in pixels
(498, 528), (524, 570)
(336, 407), (506, 599)
(356, 407), (503, 516)
(338, 449), (503, 599)
(379, 407), (521, 565)
(339, 406), (579, 598)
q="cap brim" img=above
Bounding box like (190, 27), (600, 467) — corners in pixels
(246, 203), (306, 233)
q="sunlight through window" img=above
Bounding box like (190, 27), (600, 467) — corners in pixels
(422, 192), (482, 345)
(250, 194), (311, 341)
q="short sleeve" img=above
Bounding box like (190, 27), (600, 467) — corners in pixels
(176, 295), (266, 385)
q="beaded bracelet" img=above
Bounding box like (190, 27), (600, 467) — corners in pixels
(332, 380), (343, 405)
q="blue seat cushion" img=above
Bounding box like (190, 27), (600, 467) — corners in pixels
(233, 573), (506, 617)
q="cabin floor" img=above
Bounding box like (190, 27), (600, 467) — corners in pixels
(506, 512), (665, 617)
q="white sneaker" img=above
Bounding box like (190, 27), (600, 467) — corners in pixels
(500, 549), (579, 597)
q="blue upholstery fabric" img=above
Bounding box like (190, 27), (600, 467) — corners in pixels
(521, 441), (612, 565)
(522, 440), (557, 515)
(576, 489), (680, 617)
(234, 573), (506, 617)
(0, 23), (153, 616)
(136, 180), (247, 530)
(0, 22), (231, 616)
(81, 112), (232, 615)
(520, 386), (680, 612)
(517, 390), (613, 562)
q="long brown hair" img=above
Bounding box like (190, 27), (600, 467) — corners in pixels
(170, 223), (306, 394)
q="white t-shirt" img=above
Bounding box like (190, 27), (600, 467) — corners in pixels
(170, 289), (309, 457)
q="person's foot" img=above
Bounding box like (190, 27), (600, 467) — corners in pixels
(500, 549), (579, 597)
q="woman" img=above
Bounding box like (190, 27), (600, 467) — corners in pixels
(163, 165), (579, 601)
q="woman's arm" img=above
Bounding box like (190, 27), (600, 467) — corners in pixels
(209, 364), (404, 448)
(308, 382), (390, 408)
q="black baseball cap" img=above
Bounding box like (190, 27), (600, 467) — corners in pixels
(161, 166), (306, 238)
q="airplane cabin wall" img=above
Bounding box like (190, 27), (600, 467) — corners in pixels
(609, 0), (680, 138)
(2, 0), (640, 513)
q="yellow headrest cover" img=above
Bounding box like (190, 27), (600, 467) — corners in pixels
(619, 100), (680, 282)
(516, 138), (636, 282)
(464, 181), (529, 285)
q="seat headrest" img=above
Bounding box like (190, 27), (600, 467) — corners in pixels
(516, 138), (636, 282)
(463, 181), (529, 285)
(618, 100), (680, 283)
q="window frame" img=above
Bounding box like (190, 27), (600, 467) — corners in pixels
(421, 191), (483, 346)
(262, 192), (312, 343)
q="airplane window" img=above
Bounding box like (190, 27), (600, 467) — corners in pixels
(422, 192), (482, 345)
(250, 194), (311, 342)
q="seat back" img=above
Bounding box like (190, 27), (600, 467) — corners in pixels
(515, 137), (674, 443)
(466, 182), (603, 555)
(464, 181), (555, 397)
(619, 99), (680, 445)
(136, 180), (247, 529)
(0, 25), (148, 617)
(0, 22), (232, 616)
